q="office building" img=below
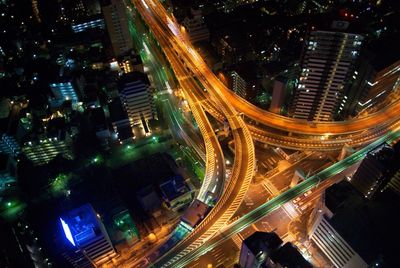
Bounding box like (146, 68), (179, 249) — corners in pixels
(0, 133), (21, 157)
(181, 9), (210, 44)
(266, 242), (312, 268)
(108, 98), (134, 142)
(306, 179), (400, 267)
(239, 231), (282, 268)
(119, 54), (144, 74)
(350, 142), (400, 199)
(0, 219), (53, 268)
(60, 203), (117, 267)
(22, 134), (74, 166)
(355, 59), (400, 114)
(230, 70), (247, 98)
(71, 17), (105, 33)
(118, 72), (156, 133)
(50, 81), (79, 106)
(239, 231), (311, 268)
(22, 118), (74, 165)
(291, 21), (363, 121)
(102, 0), (134, 57)
(309, 212), (367, 268)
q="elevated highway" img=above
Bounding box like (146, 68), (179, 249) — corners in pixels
(139, 0), (400, 145)
(131, 1), (255, 267)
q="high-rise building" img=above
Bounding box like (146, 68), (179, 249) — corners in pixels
(291, 21), (363, 121)
(181, 9), (210, 44)
(50, 81), (79, 106)
(309, 212), (368, 268)
(306, 179), (398, 268)
(108, 98), (134, 143)
(118, 72), (156, 134)
(239, 231), (311, 268)
(102, 0), (133, 57)
(355, 59), (400, 115)
(0, 133), (21, 157)
(239, 231), (282, 268)
(230, 70), (247, 98)
(350, 142), (400, 199)
(59, 204), (117, 267)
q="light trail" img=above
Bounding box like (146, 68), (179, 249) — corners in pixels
(130, 1), (255, 267)
(170, 127), (400, 267)
(129, 0), (400, 267)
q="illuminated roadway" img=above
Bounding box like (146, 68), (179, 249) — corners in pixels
(165, 125), (400, 268)
(131, 0), (400, 266)
(127, 7), (225, 202)
(137, 0), (400, 147)
(131, 1), (255, 267)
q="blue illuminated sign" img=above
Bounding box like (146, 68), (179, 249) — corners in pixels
(60, 218), (75, 246)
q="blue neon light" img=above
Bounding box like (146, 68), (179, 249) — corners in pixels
(60, 218), (75, 246)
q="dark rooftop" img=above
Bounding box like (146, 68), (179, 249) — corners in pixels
(159, 175), (187, 201)
(325, 180), (360, 214)
(108, 99), (129, 122)
(118, 72), (150, 89)
(243, 231), (283, 256)
(271, 242), (312, 268)
(326, 181), (400, 266)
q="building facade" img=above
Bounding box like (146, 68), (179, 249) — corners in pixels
(22, 132), (74, 166)
(230, 70), (247, 98)
(0, 133), (21, 157)
(350, 142), (399, 199)
(102, 0), (133, 57)
(309, 212), (367, 268)
(50, 81), (79, 105)
(60, 204), (117, 267)
(118, 72), (156, 134)
(356, 60), (400, 114)
(71, 17), (105, 33)
(291, 22), (363, 121)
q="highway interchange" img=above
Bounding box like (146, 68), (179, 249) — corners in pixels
(121, 0), (400, 267)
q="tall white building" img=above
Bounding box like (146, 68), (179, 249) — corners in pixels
(102, 0), (133, 57)
(309, 212), (367, 268)
(118, 72), (156, 133)
(291, 21), (363, 121)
